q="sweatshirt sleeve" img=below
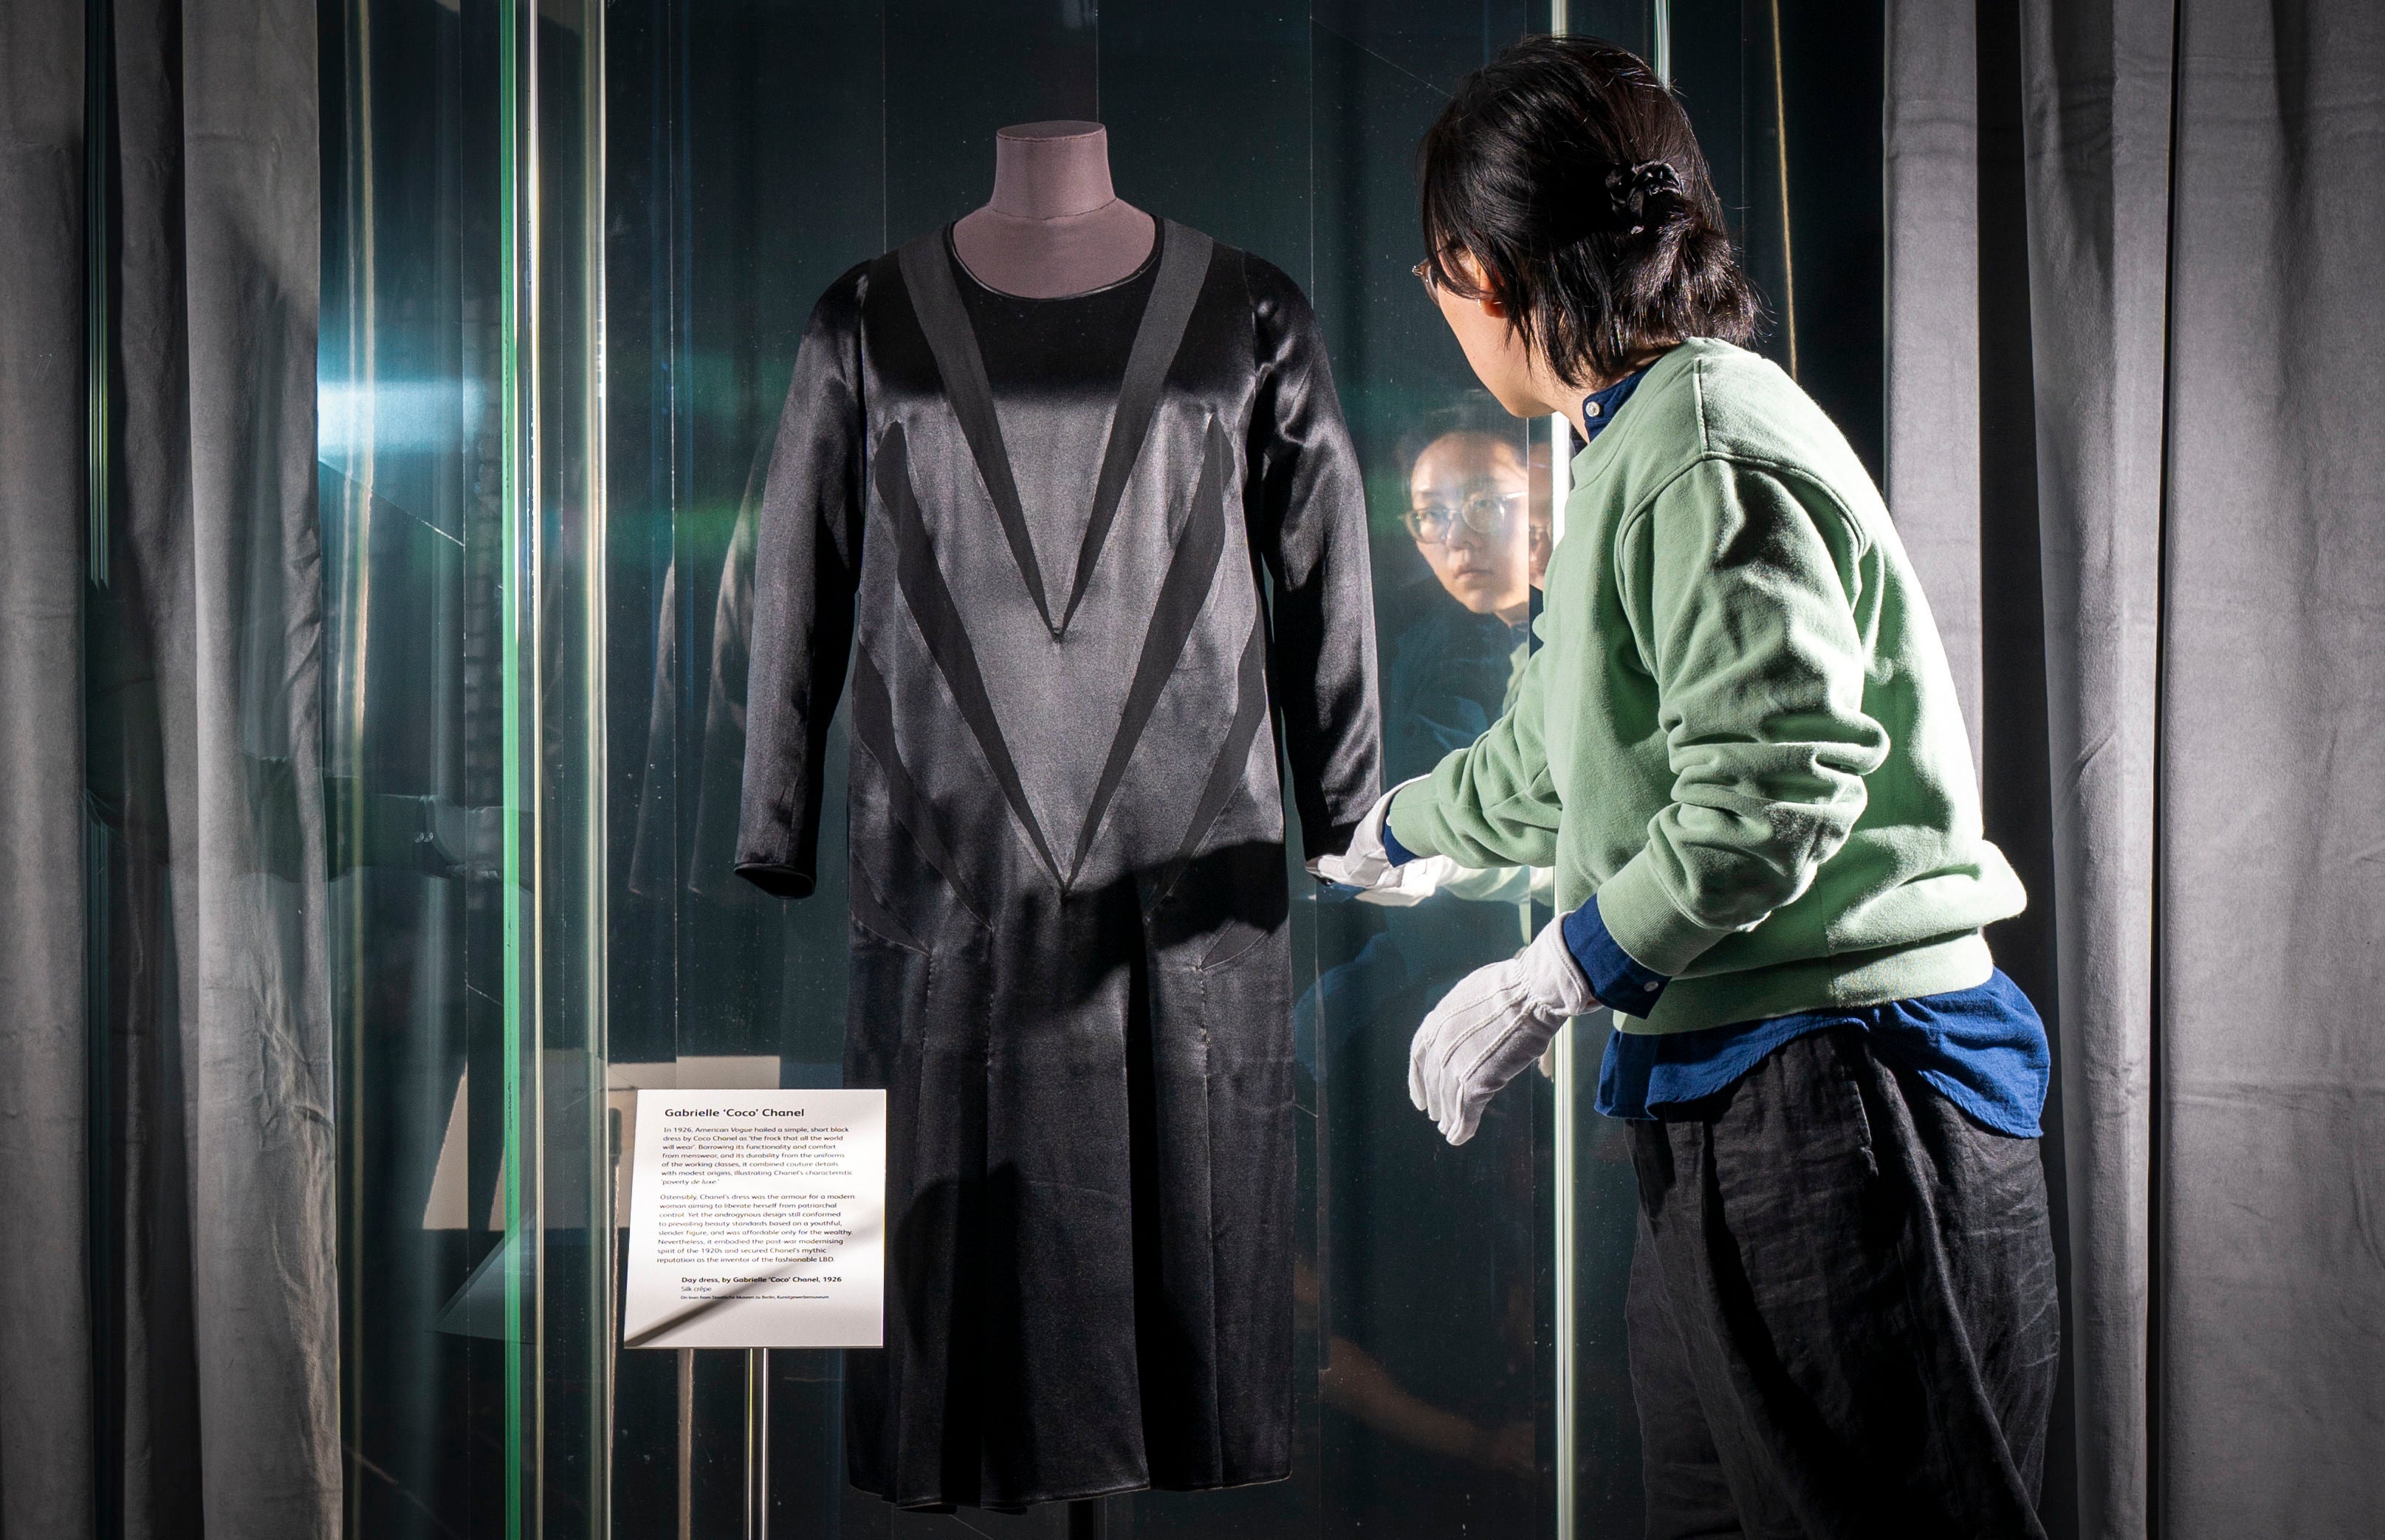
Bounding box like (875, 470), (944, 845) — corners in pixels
(1244, 255), (1382, 860)
(1588, 458), (1890, 974)
(734, 264), (869, 898)
(1385, 633), (1565, 870)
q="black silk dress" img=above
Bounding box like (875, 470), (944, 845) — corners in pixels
(735, 221), (1381, 1510)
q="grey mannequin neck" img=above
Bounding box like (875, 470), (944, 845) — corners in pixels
(951, 121), (1157, 300)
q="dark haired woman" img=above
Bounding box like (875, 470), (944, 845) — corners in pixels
(1317, 36), (2058, 1539)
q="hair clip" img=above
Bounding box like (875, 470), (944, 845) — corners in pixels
(1603, 160), (1684, 236)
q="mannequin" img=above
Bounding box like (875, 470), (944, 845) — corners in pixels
(951, 120), (1157, 298)
(958, 121), (1156, 1540)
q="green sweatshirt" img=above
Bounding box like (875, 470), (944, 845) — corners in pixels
(1387, 340), (2025, 1034)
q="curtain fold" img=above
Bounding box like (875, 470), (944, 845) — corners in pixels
(2155, 4), (2385, 1533)
(0, 9), (98, 1531)
(1887, 1), (2385, 1536)
(0, 1), (337, 1536)
(1884, 0), (1983, 763)
(2014, 5), (2174, 1538)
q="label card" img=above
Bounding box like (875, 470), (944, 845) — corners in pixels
(622, 1088), (886, 1350)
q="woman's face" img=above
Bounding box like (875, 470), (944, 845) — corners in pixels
(1407, 433), (1532, 622)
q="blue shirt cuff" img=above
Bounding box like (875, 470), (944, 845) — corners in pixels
(1381, 812), (1418, 868)
(1562, 896), (1670, 1016)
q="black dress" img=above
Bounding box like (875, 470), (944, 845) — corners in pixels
(735, 221), (1381, 1510)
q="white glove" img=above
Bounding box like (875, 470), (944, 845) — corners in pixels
(1352, 851), (1463, 907)
(1432, 859), (1539, 906)
(1356, 857), (1545, 908)
(1409, 913), (1599, 1145)
(1308, 779), (1422, 892)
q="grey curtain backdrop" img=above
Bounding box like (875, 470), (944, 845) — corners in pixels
(1888, 1), (2385, 1537)
(0, 1), (337, 1537)
(0, 10), (100, 1529)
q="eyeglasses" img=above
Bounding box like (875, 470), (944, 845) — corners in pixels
(1403, 490), (1525, 545)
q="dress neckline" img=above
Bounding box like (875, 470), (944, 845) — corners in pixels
(941, 219), (1167, 303)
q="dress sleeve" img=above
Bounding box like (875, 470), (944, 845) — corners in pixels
(1243, 254), (1383, 859)
(734, 264), (870, 898)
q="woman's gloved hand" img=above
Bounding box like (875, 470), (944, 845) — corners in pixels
(1351, 851), (1463, 907)
(1308, 779), (1421, 892)
(1409, 914), (1599, 1144)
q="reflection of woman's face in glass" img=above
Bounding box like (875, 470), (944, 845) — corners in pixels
(1407, 432), (1532, 623)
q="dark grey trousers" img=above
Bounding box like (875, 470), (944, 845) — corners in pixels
(1625, 1026), (2059, 1540)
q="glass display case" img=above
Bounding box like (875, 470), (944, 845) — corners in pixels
(318, 2), (1882, 1536)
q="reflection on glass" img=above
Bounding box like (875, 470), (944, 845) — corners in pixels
(1304, 410), (1543, 1540)
(324, 0), (607, 1534)
(1404, 430), (1534, 619)
(1385, 418), (1537, 797)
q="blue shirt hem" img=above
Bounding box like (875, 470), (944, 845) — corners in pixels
(1590, 967), (2049, 1138)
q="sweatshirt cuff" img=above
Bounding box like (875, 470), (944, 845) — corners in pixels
(1561, 897), (1670, 1017)
(1384, 785), (1441, 865)
(1589, 853), (1737, 977)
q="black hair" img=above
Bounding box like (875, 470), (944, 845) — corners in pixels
(1393, 398), (1526, 482)
(1419, 35), (1758, 383)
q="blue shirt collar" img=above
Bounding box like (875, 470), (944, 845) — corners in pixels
(1579, 366), (1650, 442)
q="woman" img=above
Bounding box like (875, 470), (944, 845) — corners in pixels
(1380, 426), (1540, 864)
(1320, 36), (2058, 1539)
(1405, 426), (1537, 627)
